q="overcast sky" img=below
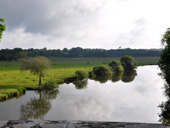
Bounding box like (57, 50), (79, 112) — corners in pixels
(0, 0), (169, 50)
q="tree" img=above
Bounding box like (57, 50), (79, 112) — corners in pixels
(120, 56), (137, 70)
(0, 18), (6, 42)
(109, 60), (124, 73)
(20, 56), (51, 85)
(158, 28), (170, 124)
(159, 28), (170, 86)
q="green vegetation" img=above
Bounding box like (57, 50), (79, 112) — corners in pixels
(159, 28), (170, 85)
(92, 65), (112, 77)
(158, 28), (170, 124)
(109, 60), (124, 73)
(0, 56), (159, 101)
(0, 18), (6, 42)
(0, 47), (161, 61)
(75, 70), (87, 80)
(20, 56), (51, 85)
(42, 79), (58, 90)
(120, 56), (137, 70)
(0, 87), (26, 102)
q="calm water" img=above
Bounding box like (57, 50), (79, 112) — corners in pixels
(0, 66), (166, 123)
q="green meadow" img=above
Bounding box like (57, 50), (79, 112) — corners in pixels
(0, 57), (159, 101)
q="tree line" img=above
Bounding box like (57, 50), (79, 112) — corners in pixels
(0, 47), (162, 60)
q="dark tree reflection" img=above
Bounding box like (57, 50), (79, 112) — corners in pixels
(20, 90), (59, 120)
(159, 83), (170, 124)
(89, 70), (137, 84)
(73, 79), (88, 90)
(93, 74), (112, 84)
(111, 72), (123, 83)
(121, 70), (137, 83)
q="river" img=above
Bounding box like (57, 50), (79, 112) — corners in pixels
(0, 66), (166, 123)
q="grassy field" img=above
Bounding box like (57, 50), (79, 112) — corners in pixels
(0, 56), (159, 101)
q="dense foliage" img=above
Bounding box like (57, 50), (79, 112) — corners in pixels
(0, 47), (161, 61)
(120, 56), (137, 70)
(75, 70), (87, 80)
(109, 60), (124, 73)
(159, 28), (170, 87)
(92, 65), (112, 77)
(158, 28), (170, 124)
(0, 18), (6, 42)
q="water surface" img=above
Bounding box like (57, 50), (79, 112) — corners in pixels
(0, 66), (166, 123)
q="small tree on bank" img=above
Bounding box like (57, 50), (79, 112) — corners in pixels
(93, 65), (112, 77)
(120, 56), (137, 70)
(20, 56), (51, 85)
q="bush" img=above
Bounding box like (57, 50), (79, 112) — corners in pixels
(42, 79), (58, 90)
(73, 79), (88, 90)
(120, 56), (137, 70)
(93, 65), (112, 77)
(88, 71), (93, 78)
(75, 70), (87, 80)
(109, 60), (124, 73)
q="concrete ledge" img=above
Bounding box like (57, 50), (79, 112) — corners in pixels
(0, 120), (170, 128)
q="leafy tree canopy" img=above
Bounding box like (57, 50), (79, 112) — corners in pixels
(20, 56), (51, 85)
(109, 60), (124, 73)
(159, 28), (170, 85)
(158, 28), (170, 124)
(120, 56), (137, 70)
(0, 18), (6, 42)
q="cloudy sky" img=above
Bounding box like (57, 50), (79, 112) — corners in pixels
(0, 0), (169, 50)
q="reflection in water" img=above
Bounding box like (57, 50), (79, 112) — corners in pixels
(159, 83), (170, 124)
(0, 66), (165, 122)
(121, 70), (137, 83)
(92, 70), (137, 84)
(111, 72), (123, 83)
(73, 79), (88, 90)
(93, 74), (112, 83)
(20, 90), (59, 120)
(158, 63), (170, 123)
(159, 99), (170, 124)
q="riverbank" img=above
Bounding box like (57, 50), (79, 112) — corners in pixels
(0, 120), (169, 128)
(0, 57), (159, 102)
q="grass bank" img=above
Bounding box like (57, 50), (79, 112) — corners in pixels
(0, 57), (159, 101)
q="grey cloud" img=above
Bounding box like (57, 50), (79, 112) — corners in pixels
(114, 18), (148, 47)
(0, 0), (107, 38)
(134, 18), (147, 26)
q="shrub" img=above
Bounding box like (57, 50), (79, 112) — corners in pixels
(42, 79), (58, 90)
(64, 76), (77, 84)
(88, 71), (93, 78)
(109, 60), (124, 73)
(93, 65), (112, 77)
(73, 79), (88, 90)
(120, 56), (137, 70)
(75, 70), (87, 80)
